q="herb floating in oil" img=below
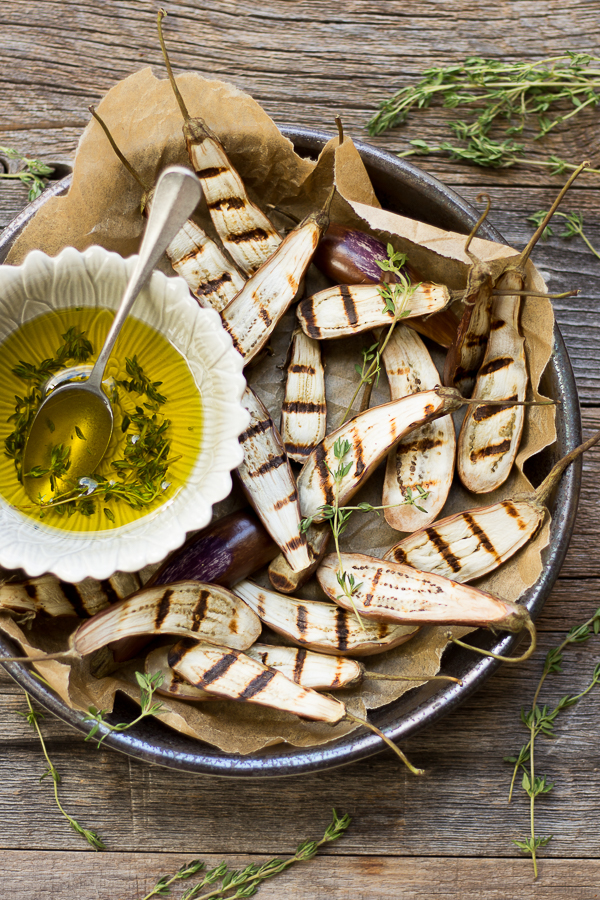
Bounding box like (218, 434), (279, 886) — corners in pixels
(138, 808), (350, 900)
(0, 145), (54, 200)
(4, 329), (177, 520)
(368, 53), (600, 177)
(5, 327), (94, 482)
(340, 245), (421, 425)
(18, 693), (106, 851)
(527, 209), (600, 261)
(505, 607), (600, 879)
(300, 436), (429, 626)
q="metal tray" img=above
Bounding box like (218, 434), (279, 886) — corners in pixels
(0, 126), (582, 776)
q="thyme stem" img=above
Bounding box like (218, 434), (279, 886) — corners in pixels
(19, 694), (105, 851)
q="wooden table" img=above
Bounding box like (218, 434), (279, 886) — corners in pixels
(2, 2), (600, 897)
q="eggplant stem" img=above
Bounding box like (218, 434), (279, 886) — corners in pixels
(464, 192), (491, 256)
(335, 115), (344, 145)
(519, 161), (589, 266)
(0, 651), (72, 663)
(157, 8), (190, 123)
(364, 672), (462, 685)
(535, 427), (600, 506)
(89, 106), (149, 192)
(445, 617), (537, 664)
(492, 289), (580, 300)
(344, 710), (425, 774)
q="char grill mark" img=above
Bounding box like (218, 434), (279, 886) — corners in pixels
(208, 196), (245, 211)
(252, 454), (287, 478)
(501, 500), (528, 529)
(283, 442), (310, 459)
(24, 583), (38, 600)
(228, 227), (270, 245)
(340, 285), (358, 326)
(198, 166), (228, 179)
(60, 581), (89, 618)
(315, 443), (335, 505)
(335, 606), (349, 651)
(168, 637), (197, 668)
(194, 273), (234, 296)
(191, 590), (210, 632)
(289, 364), (315, 375)
(239, 418), (270, 443)
(473, 394), (518, 422)
(102, 578), (121, 607)
(424, 527), (462, 573)
(281, 400), (326, 415)
(470, 439), (512, 461)
(273, 491), (296, 512)
(199, 651), (239, 686)
(463, 513), (501, 561)
(284, 534), (306, 553)
(239, 668), (277, 700)
(293, 648), (307, 682)
(364, 567), (382, 607)
(296, 604), (308, 636)
(154, 589), (174, 629)
(478, 356), (513, 377)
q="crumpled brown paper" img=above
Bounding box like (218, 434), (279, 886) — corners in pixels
(1, 67), (555, 754)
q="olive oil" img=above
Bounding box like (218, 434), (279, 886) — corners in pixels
(0, 307), (203, 532)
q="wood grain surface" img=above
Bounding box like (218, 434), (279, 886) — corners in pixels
(1, 1), (600, 897)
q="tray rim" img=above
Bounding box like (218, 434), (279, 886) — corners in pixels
(0, 126), (582, 777)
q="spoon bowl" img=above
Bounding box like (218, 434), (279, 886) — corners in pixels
(22, 165), (201, 504)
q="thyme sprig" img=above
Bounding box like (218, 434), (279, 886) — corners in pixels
(300, 437), (429, 627)
(5, 327), (94, 482)
(504, 607), (600, 878)
(140, 808), (350, 900)
(527, 209), (600, 261)
(367, 54), (600, 176)
(340, 245), (420, 426)
(0, 145), (54, 200)
(6, 329), (177, 519)
(18, 694), (105, 850)
(83, 671), (165, 747)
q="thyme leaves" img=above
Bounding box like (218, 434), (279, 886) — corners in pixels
(5, 329), (176, 519)
(0, 145), (54, 201)
(505, 607), (600, 878)
(368, 54), (600, 177)
(18, 694), (106, 851)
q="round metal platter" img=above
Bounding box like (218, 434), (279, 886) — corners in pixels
(0, 126), (582, 777)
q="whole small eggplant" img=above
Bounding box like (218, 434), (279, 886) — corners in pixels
(313, 224), (458, 348)
(109, 509), (277, 664)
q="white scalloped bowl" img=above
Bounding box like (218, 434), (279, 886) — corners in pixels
(0, 246), (248, 582)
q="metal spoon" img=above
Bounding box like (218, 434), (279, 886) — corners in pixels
(23, 165), (202, 504)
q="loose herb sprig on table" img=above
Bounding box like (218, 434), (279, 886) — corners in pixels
(367, 54), (600, 177)
(139, 809), (350, 900)
(300, 436), (429, 624)
(340, 245), (421, 425)
(527, 209), (600, 261)
(0, 145), (54, 200)
(18, 693), (106, 851)
(504, 607), (600, 878)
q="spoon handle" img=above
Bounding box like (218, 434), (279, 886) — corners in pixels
(88, 165), (202, 388)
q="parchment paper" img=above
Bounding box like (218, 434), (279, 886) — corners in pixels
(1, 67), (556, 753)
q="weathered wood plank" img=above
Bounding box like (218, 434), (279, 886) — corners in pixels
(0, 0), (599, 190)
(3, 850), (600, 899)
(1, 626), (599, 856)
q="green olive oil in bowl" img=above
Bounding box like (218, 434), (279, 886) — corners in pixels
(0, 306), (203, 532)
